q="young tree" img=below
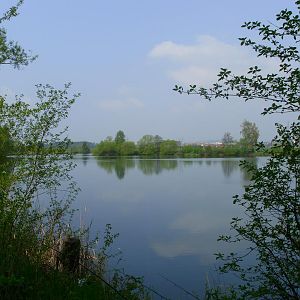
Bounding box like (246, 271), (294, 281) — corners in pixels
(175, 1), (300, 298)
(0, 84), (80, 273)
(120, 141), (136, 156)
(0, 125), (13, 158)
(137, 134), (163, 156)
(240, 120), (259, 149)
(222, 132), (234, 145)
(93, 139), (118, 156)
(160, 140), (179, 156)
(81, 141), (90, 154)
(114, 130), (126, 144)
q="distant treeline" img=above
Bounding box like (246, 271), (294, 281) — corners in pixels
(67, 141), (96, 154)
(90, 129), (268, 158)
(1, 124), (267, 158)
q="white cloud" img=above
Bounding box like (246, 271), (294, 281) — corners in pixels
(150, 40), (199, 61)
(98, 97), (144, 111)
(150, 234), (222, 264)
(169, 66), (218, 87)
(149, 35), (278, 86)
(151, 239), (200, 258)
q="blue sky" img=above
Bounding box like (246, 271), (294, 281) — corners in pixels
(0, 0), (297, 142)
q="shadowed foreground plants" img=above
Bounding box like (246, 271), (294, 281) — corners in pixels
(0, 85), (149, 299)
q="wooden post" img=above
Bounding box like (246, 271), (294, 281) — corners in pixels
(60, 237), (81, 274)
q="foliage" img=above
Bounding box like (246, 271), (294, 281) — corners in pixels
(173, 1), (300, 116)
(93, 125), (262, 158)
(137, 134), (161, 156)
(81, 141), (91, 154)
(67, 141), (95, 154)
(0, 1), (37, 68)
(216, 125), (300, 299)
(0, 125), (13, 159)
(0, 82), (80, 253)
(120, 141), (137, 156)
(0, 3), (149, 299)
(0, 87), (148, 299)
(93, 139), (118, 156)
(160, 139), (179, 156)
(0, 84), (84, 299)
(222, 132), (234, 145)
(111, 272), (150, 300)
(114, 130), (126, 144)
(93, 134), (262, 158)
(240, 120), (259, 149)
(175, 1), (300, 299)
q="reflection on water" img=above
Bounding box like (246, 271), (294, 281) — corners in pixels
(94, 157), (178, 179)
(138, 159), (177, 175)
(221, 159), (239, 177)
(96, 158), (135, 179)
(241, 157), (258, 181)
(89, 156), (257, 180)
(82, 155), (88, 166)
(73, 155), (264, 299)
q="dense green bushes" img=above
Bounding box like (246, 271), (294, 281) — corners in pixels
(93, 137), (260, 158)
(92, 130), (264, 158)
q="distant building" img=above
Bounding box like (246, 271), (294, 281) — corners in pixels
(183, 141), (224, 147)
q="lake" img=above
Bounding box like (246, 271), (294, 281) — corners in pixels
(72, 156), (260, 299)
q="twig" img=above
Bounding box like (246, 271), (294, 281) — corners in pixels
(159, 274), (201, 300)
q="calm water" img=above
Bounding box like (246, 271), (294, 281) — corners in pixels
(72, 156), (261, 299)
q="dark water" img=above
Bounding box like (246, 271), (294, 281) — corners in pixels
(72, 156), (261, 299)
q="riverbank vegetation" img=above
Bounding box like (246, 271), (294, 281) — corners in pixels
(67, 141), (95, 154)
(0, 84), (149, 299)
(0, 2), (148, 299)
(92, 121), (265, 158)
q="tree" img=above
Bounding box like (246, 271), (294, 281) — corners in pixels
(137, 134), (158, 156)
(93, 140), (118, 156)
(0, 4), (148, 299)
(120, 141), (136, 156)
(81, 142), (90, 154)
(0, 84), (80, 278)
(114, 130), (125, 144)
(240, 120), (259, 149)
(0, 126), (13, 158)
(137, 134), (157, 155)
(175, 1), (300, 298)
(159, 140), (179, 156)
(0, 1), (37, 68)
(222, 132), (234, 145)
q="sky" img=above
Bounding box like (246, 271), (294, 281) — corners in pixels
(0, 0), (297, 143)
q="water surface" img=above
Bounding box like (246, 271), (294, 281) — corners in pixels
(72, 156), (259, 299)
